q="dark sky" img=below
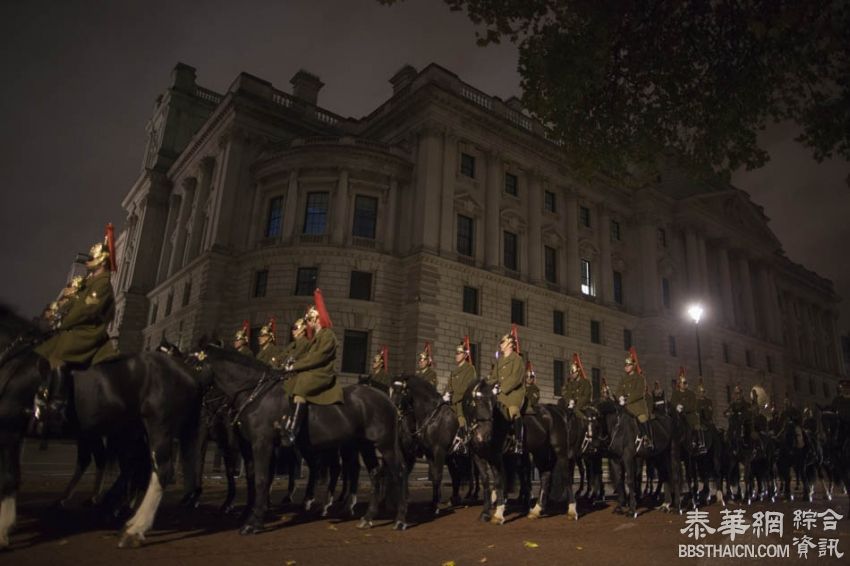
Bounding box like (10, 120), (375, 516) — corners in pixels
(2, 0), (849, 332)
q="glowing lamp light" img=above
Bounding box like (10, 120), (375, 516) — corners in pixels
(687, 304), (704, 324)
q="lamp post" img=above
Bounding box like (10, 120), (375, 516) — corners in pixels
(688, 304), (704, 377)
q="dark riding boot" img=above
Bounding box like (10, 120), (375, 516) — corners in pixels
(638, 420), (653, 451)
(513, 418), (524, 455)
(36, 366), (71, 433)
(281, 402), (306, 447)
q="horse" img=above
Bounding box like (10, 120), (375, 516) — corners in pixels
(596, 398), (680, 517)
(669, 408), (725, 509)
(193, 345), (409, 533)
(774, 417), (817, 502)
(726, 411), (775, 504)
(546, 404), (583, 520)
(820, 410), (850, 516)
(577, 404), (608, 505)
(0, 305), (204, 550)
(388, 374), (464, 515)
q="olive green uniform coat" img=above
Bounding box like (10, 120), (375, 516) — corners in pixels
(561, 378), (592, 418)
(256, 342), (286, 368)
(35, 270), (118, 366)
(486, 352), (525, 418)
(237, 345), (253, 357)
(290, 328), (343, 405)
(445, 362), (477, 423)
(698, 397), (714, 426)
(524, 383), (540, 414)
(671, 388), (701, 429)
(832, 394), (850, 422)
(280, 337), (311, 396)
(417, 367), (438, 388)
(369, 368), (391, 392)
(618, 372), (650, 423)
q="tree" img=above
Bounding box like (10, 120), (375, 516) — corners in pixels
(381, 0), (850, 184)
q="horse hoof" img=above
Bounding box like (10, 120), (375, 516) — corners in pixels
(567, 510), (579, 521)
(393, 521), (408, 531)
(827, 494), (833, 502)
(357, 519), (373, 529)
(632, 512), (638, 519)
(117, 531), (143, 549)
(220, 504), (235, 515)
(239, 524), (260, 535)
(490, 515), (505, 525)
(303, 499), (315, 512)
(527, 511), (540, 520)
(479, 512), (491, 523)
(613, 506), (624, 515)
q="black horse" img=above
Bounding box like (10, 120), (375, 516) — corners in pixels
(597, 399), (680, 517)
(669, 408), (725, 509)
(577, 405), (609, 505)
(194, 346), (409, 533)
(0, 305), (203, 549)
(775, 417), (818, 502)
(522, 402), (576, 520)
(820, 410), (850, 516)
(726, 411), (775, 504)
(389, 375), (466, 515)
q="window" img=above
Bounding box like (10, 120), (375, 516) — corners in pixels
(591, 368), (601, 400)
(341, 330), (369, 374)
(511, 299), (525, 326)
(590, 320), (601, 344)
(554, 360), (565, 394)
(544, 190), (556, 212)
(456, 215), (474, 257)
(553, 310), (565, 335)
(460, 153), (476, 178)
(181, 280), (192, 307)
(766, 355), (773, 373)
(504, 172), (518, 196)
(164, 292), (173, 317)
(303, 192), (329, 235)
(613, 270), (623, 305)
(745, 349), (754, 368)
(657, 227), (667, 247)
(253, 269), (268, 298)
(295, 267), (318, 296)
(669, 335), (677, 357)
(462, 286), (479, 315)
(623, 328), (633, 350)
(149, 301), (158, 325)
(504, 231), (518, 271)
(352, 195), (378, 239)
(544, 246), (557, 283)
(610, 220), (621, 241)
(349, 271), (373, 300)
(265, 196), (283, 238)
(579, 206), (591, 227)
(722, 342), (730, 363)
(661, 278), (671, 309)
(581, 259), (594, 296)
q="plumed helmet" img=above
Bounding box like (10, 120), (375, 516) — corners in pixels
(305, 288), (333, 329)
(258, 317), (276, 341)
(418, 341), (433, 364)
(234, 320), (250, 342)
(291, 318), (306, 334)
(677, 367), (687, 386)
(570, 353), (587, 379)
(500, 324), (520, 353)
(85, 223), (117, 271)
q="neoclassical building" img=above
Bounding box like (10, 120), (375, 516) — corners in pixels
(111, 62), (845, 419)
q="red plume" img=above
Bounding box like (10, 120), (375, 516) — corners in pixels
(105, 223), (117, 272)
(572, 352), (588, 380)
(628, 346), (642, 375)
(678, 366), (686, 378)
(526, 360), (535, 375)
(463, 335), (472, 366)
(381, 346), (389, 374)
(242, 320), (250, 340)
(313, 288), (333, 328)
(424, 341), (432, 360)
(269, 317), (276, 337)
(511, 323), (520, 354)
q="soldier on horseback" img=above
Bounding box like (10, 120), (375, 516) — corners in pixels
(671, 367), (705, 454)
(443, 337), (476, 454)
(486, 325), (525, 455)
(831, 379), (850, 422)
(524, 362), (540, 414)
(279, 318), (310, 397)
(232, 320), (252, 356)
(618, 347), (653, 451)
(34, 224), (119, 427)
(650, 380), (666, 416)
(697, 379), (713, 428)
(561, 353), (592, 420)
(255, 317), (284, 367)
(727, 384), (757, 444)
(416, 342), (438, 389)
(279, 288), (343, 446)
(364, 347), (390, 393)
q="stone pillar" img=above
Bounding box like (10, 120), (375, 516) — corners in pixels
(829, 311), (846, 375)
(767, 270), (784, 343)
(156, 193), (181, 283)
(167, 177), (196, 277)
(484, 152), (502, 269)
(716, 245), (736, 326)
(737, 255), (757, 334)
(332, 169), (349, 245)
(186, 157), (215, 261)
(639, 222), (659, 314)
(527, 173), (543, 283)
(598, 205), (614, 304)
(564, 190), (580, 294)
(208, 132), (247, 249)
(414, 128), (441, 252)
(439, 131), (457, 255)
(283, 170), (299, 241)
(756, 264), (780, 342)
(385, 176), (399, 253)
(685, 228), (701, 296)
(697, 235), (709, 297)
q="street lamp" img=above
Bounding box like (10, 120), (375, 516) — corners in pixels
(688, 304), (704, 376)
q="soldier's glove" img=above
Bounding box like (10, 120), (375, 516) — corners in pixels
(492, 384), (500, 396)
(618, 395), (626, 406)
(676, 404), (684, 413)
(284, 357), (295, 372)
(442, 392), (452, 403)
(568, 399), (576, 409)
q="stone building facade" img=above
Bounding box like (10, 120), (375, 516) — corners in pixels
(111, 62), (845, 419)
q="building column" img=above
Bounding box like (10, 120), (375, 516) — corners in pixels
(186, 156), (214, 261)
(716, 245), (736, 327)
(439, 131), (457, 256)
(737, 254), (758, 335)
(829, 311), (846, 375)
(527, 173), (543, 283)
(564, 190), (580, 294)
(697, 234), (710, 297)
(332, 169), (349, 245)
(639, 222), (659, 314)
(598, 204), (614, 304)
(484, 152), (502, 269)
(413, 128), (441, 252)
(167, 177), (196, 277)
(156, 193), (181, 283)
(385, 176), (399, 254)
(685, 228), (701, 296)
(756, 264), (781, 342)
(766, 270), (784, 343)
(283, 170), (299, 242)
(208, 132), (247, 249)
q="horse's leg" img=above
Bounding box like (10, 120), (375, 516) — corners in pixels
(55, 436), (93, 508)
(0, 440), (22, 550)
(240, 438), (272, 535)
(382, 444), (409, 530)
(475, 455), (492, 522)
(302, 454), (320, 513)
(358, 445), (381, 529)
(240, 439), (256, 521)
(342, 445), (361, 517)
(431, 449), (445, 514)
(491, 457), (507, 525)
(119, 430), (175, 548)
(322, 452), (342, 517)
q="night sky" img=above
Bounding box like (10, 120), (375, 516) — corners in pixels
(1, 0), (848, 332)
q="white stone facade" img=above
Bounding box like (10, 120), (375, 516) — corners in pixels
(112, 62), (845, 422)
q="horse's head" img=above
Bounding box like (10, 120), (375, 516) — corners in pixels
(462, 379), (497, 445)
(188, 344), (268, 396)
(157, 339), (184, 358)
(389, 375), (413, 413)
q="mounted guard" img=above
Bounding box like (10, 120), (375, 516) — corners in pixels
(366, 346), (391, 392)
(232, 320), (252, 356)
(618, 346), (653, 451)
(416, 342), (438, 389)
(486, 324), (526, 455)
(443, 336), (477, 454)
(561, 353), (592, 420)
(670, 367), (705, 454)
(256, 317), (284, 367)
(524, 362), (540, 414)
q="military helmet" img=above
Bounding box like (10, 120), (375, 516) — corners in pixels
(304, 288), (333, 328)
(291, 318), (306, 332)
(373, 346), (388, 371)
(234, 320), (250, 342)
(85, 223), (116, 271)
(677, 367), (687, 387)
(697, 377), (705, 395)
(418, 341), (433, 365)
(258, 317), (276, 342)
(500, 324), (520, 353)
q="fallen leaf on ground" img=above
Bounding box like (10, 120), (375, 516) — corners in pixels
(442, 562), (456, 566)
(487, 544), (495, 548)
(576, 546), (583, 550)
(480, 558), (488, 563)
(58, 540), (69, 546)
(285, 561), (296, 566)
(327, 525), (338, 531)
(523, 541), (539, 549)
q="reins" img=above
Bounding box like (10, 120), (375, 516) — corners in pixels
(230, 370), (288, 426)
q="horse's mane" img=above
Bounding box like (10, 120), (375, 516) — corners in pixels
(0, 302), (40, 337)
(399, 373), (441, 401)
(205, 344), (269, 371)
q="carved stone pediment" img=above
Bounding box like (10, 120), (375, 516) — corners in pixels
(500, 206), (527, 232)
(454, 190), (483, 216)
(541, 223), (564, 247)
(578, 238), (599, 258)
